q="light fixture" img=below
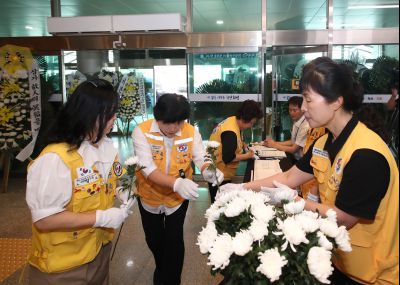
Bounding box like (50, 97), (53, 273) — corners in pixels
(25, 25), (33, 30)
(348, 4), (399, 9)
(216, 20), (224, 25)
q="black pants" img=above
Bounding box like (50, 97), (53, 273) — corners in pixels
(138, 199), (189, 285)
(208, 180), (231, 203)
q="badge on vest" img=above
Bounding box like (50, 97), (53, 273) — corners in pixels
(75, 167), (99, 187)
(177, 144), (188, 152)
(113, 162), (123, 177)
(335, 158), (343, 174)
(312, 147), (329, 159)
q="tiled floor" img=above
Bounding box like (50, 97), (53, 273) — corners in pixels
(0, 136), (232, 285)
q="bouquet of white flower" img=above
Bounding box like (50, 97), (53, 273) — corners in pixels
(197, 188), (352, 285)
(116, 156), (142, 207)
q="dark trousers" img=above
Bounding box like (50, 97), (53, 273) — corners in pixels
(138, 199), (189, 285)
(208, 180), (231, 203)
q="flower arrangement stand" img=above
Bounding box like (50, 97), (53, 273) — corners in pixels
(0, 151), (11, 193)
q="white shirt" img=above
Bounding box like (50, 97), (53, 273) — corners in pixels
(291, 115), (309, 160)
(131, 120), (206, 215)
(26, 138), (118, 223)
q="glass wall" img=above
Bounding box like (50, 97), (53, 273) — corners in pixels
(188, 52), (262, 142)
(62, 48), (186, 135)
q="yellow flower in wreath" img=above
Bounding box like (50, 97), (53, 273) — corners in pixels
(0, 106), (14, 125)
(121, 97), (133, 107)
(0, 44), (33, 75)
(0, 79), (22, 97)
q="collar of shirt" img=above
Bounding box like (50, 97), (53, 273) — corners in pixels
(323, 116), (359, 163)
(151, 120), (182, 137)
(78, 137), (118, 169)
(293, 115), (306, 128)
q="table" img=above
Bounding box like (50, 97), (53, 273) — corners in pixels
(243, 156), (293, 183)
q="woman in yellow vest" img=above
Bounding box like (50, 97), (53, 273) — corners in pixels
(239, 57), (399, 284)
(26, 79), (132, 285)
(208, 100), (263, 203)
(132, 93), (223, 285)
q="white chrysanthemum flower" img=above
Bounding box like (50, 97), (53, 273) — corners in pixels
(251, 203), (275, 224)
(325, 209), (337, 223)
(125, 156), (139, 166)
(197, 222), (218, 254)
(206, 141), (220, 148)
(317, 231), (333, 251)
(205, 205), (225, 222)
(307, 246), (333, 284)
(284, 199), (305, 215)
(224, 197), (248, 217)
(249, 219), (269, 241)
(257, 248), (288, 282)
(335, 226), (352, 252)
(207, 233), (233, 270)
(319, 218), (339, 238)
(232, 230), (253, 256)
(275, 216), (308, 252)
(295, 212), (319, 233)
(273, 188), (298, 203)
(302, 210), (319, 219)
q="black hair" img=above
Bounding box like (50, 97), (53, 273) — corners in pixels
(288, 96), (303, 108)
(300, 56), (364, 112)
(153, 93), (190, 123)
(45, 79), (119, 149)
(357, 104), (389, 143)
(236, 100), (263, 122)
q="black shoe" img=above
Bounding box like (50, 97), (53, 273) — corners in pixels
(153, 268), (163, 285)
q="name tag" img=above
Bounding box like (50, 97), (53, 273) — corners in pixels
(312, 147), (329, 159)
(74, 173), (99, 187)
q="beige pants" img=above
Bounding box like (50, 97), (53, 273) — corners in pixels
(29, 242), (112, 285)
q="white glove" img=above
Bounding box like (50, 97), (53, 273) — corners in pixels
(215, 183), (245, 200)
(260, 180), (298, 205)
(173, 178), (199, 200)
(202, 168), (224, 186)
(116, 186), (136, 211)
(94, 207), (129, 229)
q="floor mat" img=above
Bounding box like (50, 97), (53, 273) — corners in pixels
(0, 238), (31, 282)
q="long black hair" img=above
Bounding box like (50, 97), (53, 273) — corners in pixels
(45, 79), (119, 149)
(300, 57), (364, 112)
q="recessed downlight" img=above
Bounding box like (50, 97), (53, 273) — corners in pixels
(216, 20), (224, 25)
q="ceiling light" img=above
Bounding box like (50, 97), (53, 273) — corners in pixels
(216, 20), (224, 25)
(348, 4), (399, 9)
(25, 25), (33, 30)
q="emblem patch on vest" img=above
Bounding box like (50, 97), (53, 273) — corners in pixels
(177, 144), (188, 152)
(335, 158), (343, 174)
(113, 162), (123, 177)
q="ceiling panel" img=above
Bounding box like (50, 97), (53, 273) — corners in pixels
(0, 0), (397, 37)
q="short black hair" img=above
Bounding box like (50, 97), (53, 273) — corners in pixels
(46, 79), (119, 148)
(236, 100), (263, 122)
(154, 93), (190, 123)
(288, 96), (303, 108)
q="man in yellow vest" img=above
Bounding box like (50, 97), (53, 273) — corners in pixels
(132, 93), (223, 285)
(26, 79), (132, 284)
(208, 100), (263, 203)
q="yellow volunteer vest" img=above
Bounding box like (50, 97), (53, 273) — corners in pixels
(28, 143), (121, 273)
(311, 122), (399, 285)
(300, 127), (326, 199)
(136, 119), (194, 207)
(209, 116), (243, 181)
